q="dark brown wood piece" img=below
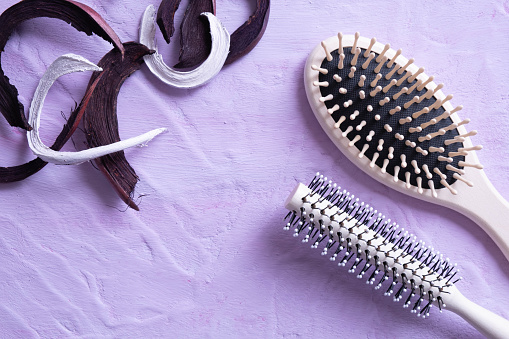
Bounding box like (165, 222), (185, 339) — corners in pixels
(173, 0), (216, 69)
(225, 0), (270, 65)
(156, 0), (182, 44)
(83, 42), (154, 211)
(0, 0), (124, 130)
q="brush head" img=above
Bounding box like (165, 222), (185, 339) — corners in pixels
(284, 173), (461, 318)
(305, 33), (483, 199)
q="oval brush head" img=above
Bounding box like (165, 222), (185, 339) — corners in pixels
(283, 174), (509, 337)
(304, 33), (509, 262)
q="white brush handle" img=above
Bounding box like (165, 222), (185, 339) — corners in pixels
(446, 288), (509, 339)
(444, 168), (509, 262)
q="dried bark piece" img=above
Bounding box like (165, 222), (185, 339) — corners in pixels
(83, 42), (156, 211)
(173, 0), (216, 69)
(225, 0), (270, 65)
(140, 5), (229, 88)
(156, 0), (182, 44)
(0, 0), (124, 130)
(27, 54), (166, 165)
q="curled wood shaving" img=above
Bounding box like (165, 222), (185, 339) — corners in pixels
(139, 5), (230, 89)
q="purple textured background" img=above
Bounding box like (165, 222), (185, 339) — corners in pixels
(1, 0), (509, 338)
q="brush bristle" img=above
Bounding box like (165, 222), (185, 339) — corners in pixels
(310, 33), (483, 196)
(284, 173), (462, 318)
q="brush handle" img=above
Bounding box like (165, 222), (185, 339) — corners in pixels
(445, 168), (509, 263)
(446, 288), (509, 339)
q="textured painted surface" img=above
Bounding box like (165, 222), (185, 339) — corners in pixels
(0, 0), (508, 338)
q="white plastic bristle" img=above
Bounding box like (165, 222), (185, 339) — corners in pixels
(388, 147), (394, 159)
(421, 111), (452, 129)
(374, 114), (381, 121)
(376, 43), (390, 63)
(408, 67), (424, 83)
(356, 120), (367, 131)
(383, 79), (397, 93)
(367, 105), (373, 112)
(405, 172), (411, 188)
(438, 156), (453, 163)
(338, 53), (345, 69)
(352, 32), (360, 54)
(379, 97), (390, 106)
(358, 74), (366, 87)
(366, 130), (375, 142)
(398, 58), (414, 75)
(339, 87), (348, 94)
(384, 124), (392, 133)
(350, 110), (360, 120)
(321, 41), (333, 61)
(446, 164), (465, 175)
(393, 87), (408, 100)
(409, 126), (422, 134)
(460, 145), (483, 152)
(351, 47), (361, 66)
(344, 99), (353, 108)
(407, 79), (423, 94)
(429, 180), (438, 197)
(430, 99), (443, 111)
(387, 106), (401, 116)
(400, 154), (407, 168)
(312, 64), (328, 74)
(403, 96), (419, 109)
(416, 177), (423, 194)
(405, 140), (416, 148)
(333, 74), (342, 82)
(444, 137), (465, 146)
(458, 161), (484, 169)
(393, 166), (400, 182)
(370, 152), (379, 168)
(374, 56), (388, 73)
(422, 164), (433, 179)
(338, 32), (343, 55)
(441, 94), (453, 107)
(434, 167), (447, 180)
(416, 147), (428, 156)
(396, 71), (412, 86)
(364, 37), (377, 57)
(441, 178), (458, 195)
(362, 52), (376, 69)
(429, 147), (445, 153)
(327, 105), (339, 115)
(453, 173), (474, 187)
(381, 159), (389, 173)
(385, 64), (401, 80)
(359, 144), (369, 158)
(349, 66), (357, 78)
(334, 116), (346, 129)
(370, 86), (382, 97)
(359, 90), (366, 99)
(395, 133), (404, 141)
(412, 107), (430, 119)
(418, 76), (434, 91)
(377, 139), (384, 151)
(342, 126), (354, 137)
(418, 129), (446, 142)
(449, 150), (468, 157)
(349, 135), (361, 147)
(387, 48), (402, 68)
(319, 94), (334, 102)
(399, 116), (412, 125)
(313, 80), (329, 87)
(371, 73), (383, 87)
(433, 83), (444, 95)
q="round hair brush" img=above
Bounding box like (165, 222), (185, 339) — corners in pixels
(304, 33), (509, 262)
(284, 174), (509, 338)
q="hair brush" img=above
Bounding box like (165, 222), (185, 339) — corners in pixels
(284, 173), (509, 338)
(304, 32), (509, 262)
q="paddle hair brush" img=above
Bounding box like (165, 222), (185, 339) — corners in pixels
(284, 174), (509, 338)
(304, 33), (509, 262)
